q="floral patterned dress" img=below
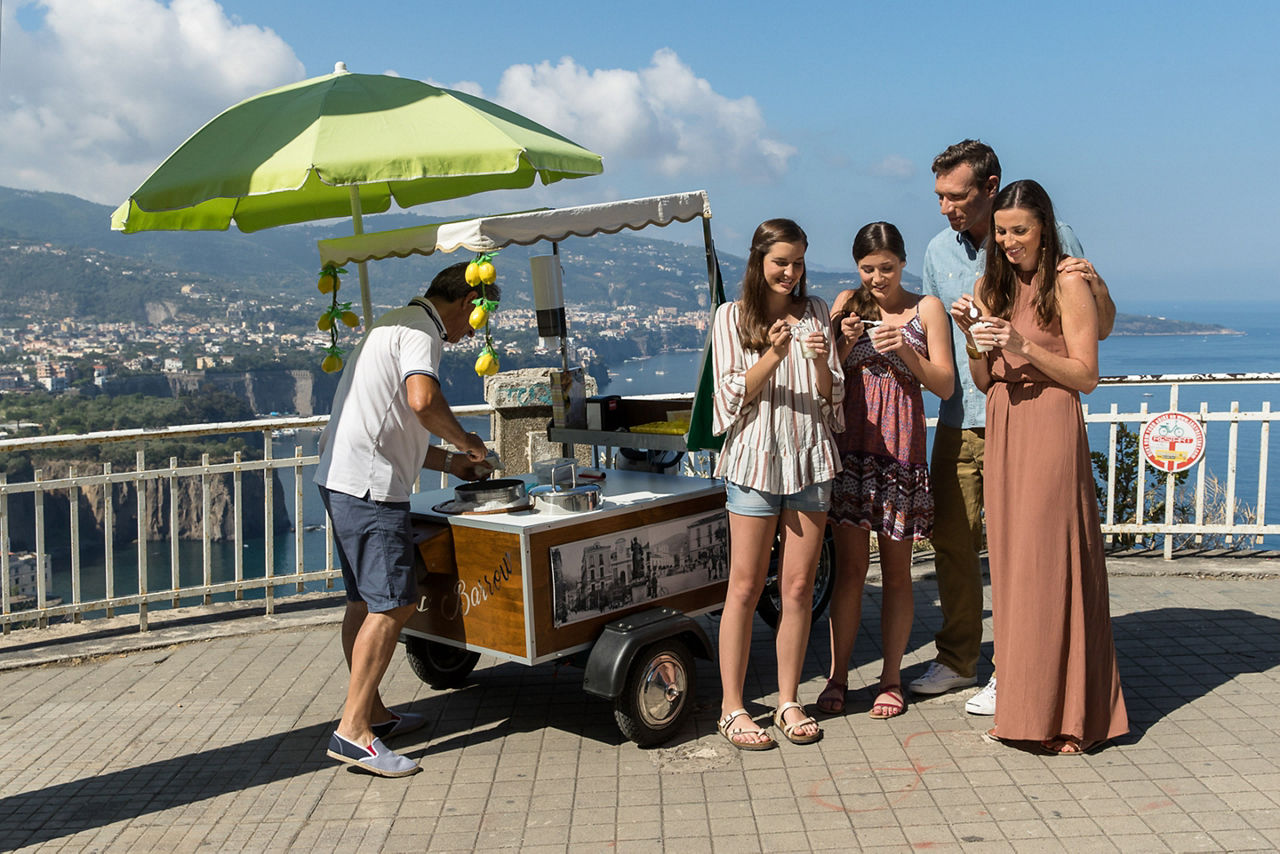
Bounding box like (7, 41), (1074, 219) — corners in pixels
(830, 313), (933, 540)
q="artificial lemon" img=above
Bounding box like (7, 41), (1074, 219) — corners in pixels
(321, 354), (344, 373)
(340, 311), (360, 328)
(317, 314), (334, 332)
(474, 348), (499, 377)
(317, 273), (339, 294)
(469, 304), (489, 329)
(476, 261), (496, 285)
(465, 261), (481, 286)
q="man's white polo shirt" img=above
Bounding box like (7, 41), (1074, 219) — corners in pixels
(315, 300), (446, 503)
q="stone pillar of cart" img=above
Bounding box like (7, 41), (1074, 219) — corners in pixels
(483, 368), (598, 474)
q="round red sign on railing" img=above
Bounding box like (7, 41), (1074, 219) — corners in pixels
(1140, 411), (1206, 473)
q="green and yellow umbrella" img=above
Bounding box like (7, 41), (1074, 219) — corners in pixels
(112, 61), (603, 323)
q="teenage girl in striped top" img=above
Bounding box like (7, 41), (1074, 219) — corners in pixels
(711, 218), (845, 749)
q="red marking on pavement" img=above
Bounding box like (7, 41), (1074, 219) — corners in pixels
(1139, 800), (1174, 812)
(806, 730), (965, 813)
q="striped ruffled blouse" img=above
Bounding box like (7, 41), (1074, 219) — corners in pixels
(711, 296), (845, 494)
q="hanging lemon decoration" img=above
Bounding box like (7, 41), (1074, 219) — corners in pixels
(467, 252), (502, 377)
(316, 263), (355, 372)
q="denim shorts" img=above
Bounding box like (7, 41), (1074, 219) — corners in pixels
(319, 486), (417, 612)
(724, 479), (833, 517)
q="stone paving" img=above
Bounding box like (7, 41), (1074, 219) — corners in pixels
(1, 551), (1279, 852)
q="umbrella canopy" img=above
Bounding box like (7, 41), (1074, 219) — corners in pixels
(111, 62), (602, 324)
(111, 62), (603, 234)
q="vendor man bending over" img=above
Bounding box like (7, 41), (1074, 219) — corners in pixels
(316, 261), (497, 777)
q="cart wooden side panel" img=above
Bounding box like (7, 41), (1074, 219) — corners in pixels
(526, 492), (728, 657)
(405, 521), (527, 658)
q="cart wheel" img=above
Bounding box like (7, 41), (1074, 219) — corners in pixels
(404, 635), (480, 689)
(614, 638), (695, 747)
(756, 525), (835, 631)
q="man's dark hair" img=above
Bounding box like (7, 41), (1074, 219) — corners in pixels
(931, 139), (1002, 186)
(425, 261), (502, 303)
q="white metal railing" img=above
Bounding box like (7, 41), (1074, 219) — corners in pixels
(1085, 373), (1276, 558)
(0, 376), (1274, 634)
(0, 407), (492, 633)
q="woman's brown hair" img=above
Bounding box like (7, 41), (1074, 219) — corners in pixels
(842, 221), (907, 323)
(980, 179), (1061, 329)
(738, 218), (808, 352)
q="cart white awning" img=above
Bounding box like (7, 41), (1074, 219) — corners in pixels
(317, 190), (712, 267)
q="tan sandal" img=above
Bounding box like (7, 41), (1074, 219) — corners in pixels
(773, 701), (822, 744)
(717, 708), (776, 751)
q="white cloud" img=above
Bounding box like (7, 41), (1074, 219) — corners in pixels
(870, 154), (916, 181)
(0, 0), (303, 204)
(487, 49), (795, 182)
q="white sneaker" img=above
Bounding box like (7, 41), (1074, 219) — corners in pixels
(965, 676), (997, 716)
(908, 661), (976, 695)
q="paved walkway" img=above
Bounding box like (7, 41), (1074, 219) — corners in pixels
(1, 551), (1278, 852)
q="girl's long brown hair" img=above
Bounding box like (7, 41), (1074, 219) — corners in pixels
(979, 179), (1061, 329)
(843, 222), (907, 322)
(738, 219), (808, 352)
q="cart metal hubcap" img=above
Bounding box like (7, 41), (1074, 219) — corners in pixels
(638, 653), (687, 727)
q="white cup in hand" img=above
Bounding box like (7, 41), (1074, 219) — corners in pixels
(970, 321), (992, 353)
(793, 322), (818, 359)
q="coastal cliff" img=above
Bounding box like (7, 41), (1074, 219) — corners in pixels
(103, 369), (340, 417)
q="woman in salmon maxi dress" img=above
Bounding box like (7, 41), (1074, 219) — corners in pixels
(957, 180), (1128, 755)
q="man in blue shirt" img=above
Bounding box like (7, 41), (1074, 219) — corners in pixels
(909, 140), (1115, 715)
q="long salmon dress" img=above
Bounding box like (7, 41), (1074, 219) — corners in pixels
(984, 282), (1128, 745)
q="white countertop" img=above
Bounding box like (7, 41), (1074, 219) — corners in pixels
(409, 468), (725, 535)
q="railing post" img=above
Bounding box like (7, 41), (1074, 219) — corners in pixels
(1194, 404), (1208, 547)
(201, 453), (211, 605)
(1164, 387), (1179, 560)
(295, 444), (305, 593)
(1226, 401), (1240, 546)
(1258, 401), (1271, 547)
(136, 449), (148, 631)
(169, 457), (180, 607)
(69, 465), (81, 623)
(233, 450), (244, 601)
(263, 429), (274, 616)
(1105, 404), (1118, 546)
(34, 469), (47, 628)
(1135, 403), (1148, 546)
(1, 473), (10, 634)
(103, 462), (114, 618)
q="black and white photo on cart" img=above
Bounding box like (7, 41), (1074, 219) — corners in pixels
(550, 511), (728, 627)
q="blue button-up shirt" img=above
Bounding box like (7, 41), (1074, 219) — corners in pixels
(921, 222), (1084, 429)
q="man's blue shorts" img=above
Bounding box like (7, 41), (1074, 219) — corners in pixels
(725, 479), (833, 517)
(319, 486), (417, 613)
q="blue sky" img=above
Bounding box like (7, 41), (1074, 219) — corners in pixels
(2, 0), (1278, 303)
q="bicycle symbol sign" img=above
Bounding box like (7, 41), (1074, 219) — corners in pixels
(1140, 411), (1206, 473)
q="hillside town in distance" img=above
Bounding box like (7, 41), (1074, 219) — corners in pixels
(0, 242), (710, 398)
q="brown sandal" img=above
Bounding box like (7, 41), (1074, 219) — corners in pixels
(816, 678), (847, 714)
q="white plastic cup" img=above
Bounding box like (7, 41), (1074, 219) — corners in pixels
(970, 321), (992, 353)
(793, 322), (818, 359)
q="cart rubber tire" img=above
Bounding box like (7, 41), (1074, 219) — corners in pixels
(404, 636), (480, 689)
(756, 525), (835, 631)
(613, 638), (695, 747)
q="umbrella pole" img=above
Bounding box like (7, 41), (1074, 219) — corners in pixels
(348, 186), (375, 327)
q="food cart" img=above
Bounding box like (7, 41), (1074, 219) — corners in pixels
(317, 192), (734, 745)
